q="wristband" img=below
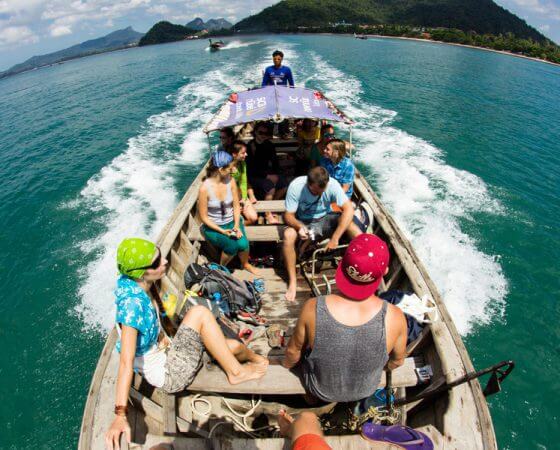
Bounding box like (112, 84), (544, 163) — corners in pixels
(114, 405), (128, 416)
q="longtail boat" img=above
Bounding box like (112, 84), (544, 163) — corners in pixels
(79, 85), (513, 449)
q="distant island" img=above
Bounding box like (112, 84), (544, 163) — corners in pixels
(139, 19), (235, 47)
(2, 2), (559, 78)
(234, 0), (560, 64)
(0, 27), (144, 79)
(138, 0), (559, 64)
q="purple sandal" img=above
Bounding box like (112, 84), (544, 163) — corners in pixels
(361, 423), (434, 450)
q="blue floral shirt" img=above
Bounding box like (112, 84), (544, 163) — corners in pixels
(115, 275), (159, 356)
(320, 156), (355, 198)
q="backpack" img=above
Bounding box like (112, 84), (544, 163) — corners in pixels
(183, 263), (262, 316)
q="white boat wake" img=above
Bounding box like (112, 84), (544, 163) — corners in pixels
(304, 53), (508, 335)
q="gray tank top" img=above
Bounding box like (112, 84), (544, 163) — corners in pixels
(205, 178), (233, 225)
(302, 296), (389, 402)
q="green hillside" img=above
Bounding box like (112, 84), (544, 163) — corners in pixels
(139, 21), (196, 46)
(235, 0), (548, 43)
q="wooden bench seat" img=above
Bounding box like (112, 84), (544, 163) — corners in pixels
(188, 224), (284, 242)
(254, 200), (286, 213)
(188, 356), (424, 395)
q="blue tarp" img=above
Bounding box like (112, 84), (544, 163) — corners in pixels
(204, 86), (353, 133)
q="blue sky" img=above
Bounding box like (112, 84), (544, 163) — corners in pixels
(1, 0), (559, 71)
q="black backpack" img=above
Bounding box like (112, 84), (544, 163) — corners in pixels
(183, 263), (262, 315)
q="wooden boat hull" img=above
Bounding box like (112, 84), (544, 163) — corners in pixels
(79, 162), (496, 449)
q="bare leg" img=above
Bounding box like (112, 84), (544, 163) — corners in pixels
(243, 202), (258, 225)
(283, 227), (298, 302)
(278, 410), (324, 444)
(238, 250), (260, 275)
(226, 339), (268, 368)
(346, 221), (362, 239)
(274, 187), (287, 200)
(264, 188), (280, 224)
(181, 306), (267, 384)
(220, 251), (234, 267)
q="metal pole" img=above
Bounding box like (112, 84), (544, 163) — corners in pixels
(349, 126), (353, 158)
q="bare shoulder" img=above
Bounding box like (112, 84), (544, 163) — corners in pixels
(300, 297), (317, 319)
(385, 302), (407, 328)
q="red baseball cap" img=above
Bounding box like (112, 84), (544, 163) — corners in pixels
(335, 234), (390, 300)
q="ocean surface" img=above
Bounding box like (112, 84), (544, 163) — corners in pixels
(0, 34), (558, 449)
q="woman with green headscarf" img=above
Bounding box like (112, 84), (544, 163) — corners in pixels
(105, 237), (269, 450)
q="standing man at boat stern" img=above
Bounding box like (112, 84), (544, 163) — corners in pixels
(282, 234), (408, 403)
(262, 50), (295, 87)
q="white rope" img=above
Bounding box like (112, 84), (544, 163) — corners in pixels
(190, 393), (276, 439)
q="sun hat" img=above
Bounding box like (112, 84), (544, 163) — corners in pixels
(117, 237), (157, 279)
(361, 423), (434, 449)
(335, 234), (390, 300)
(212, 150), (233, 168)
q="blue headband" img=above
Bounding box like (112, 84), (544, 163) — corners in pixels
(212, 150), (233, 168)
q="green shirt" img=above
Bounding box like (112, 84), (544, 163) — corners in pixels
(232, 161), (248, 200)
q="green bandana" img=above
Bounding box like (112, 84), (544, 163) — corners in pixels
(116, 238), (157, 279)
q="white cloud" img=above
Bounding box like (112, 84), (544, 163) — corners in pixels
(509, 0), (560, 19)
(147, 4), (170, 15)
(0, 25), (38, 45)
(50, 25), (72, 37)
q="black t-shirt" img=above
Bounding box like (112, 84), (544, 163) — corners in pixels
(246, 139), (280, 179)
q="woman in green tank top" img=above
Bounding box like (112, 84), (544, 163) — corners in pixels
(229, 140), (258, 224)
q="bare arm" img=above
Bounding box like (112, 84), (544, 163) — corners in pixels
(282, 300), (314, 368)
(387, 308), (407, 370)
(105, 325), (137, 450)
(284, 211), (305, 233)
(341, 183), (350, 193)
(198, 184), (227, 234)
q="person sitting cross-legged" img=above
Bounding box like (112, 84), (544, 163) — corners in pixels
(105, 238), (268, 450)
(282, 234), (407, 404)
(282, 166), (361, 302)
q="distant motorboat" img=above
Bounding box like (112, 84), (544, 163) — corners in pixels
(209, 39), (225, 50)
(354, 33), (368, 40)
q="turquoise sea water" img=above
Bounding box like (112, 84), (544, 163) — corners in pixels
(0, 35), (558, 449)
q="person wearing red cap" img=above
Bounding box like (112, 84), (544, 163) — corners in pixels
(282, 234), (408, 403)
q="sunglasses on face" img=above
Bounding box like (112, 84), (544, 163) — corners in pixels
(133, 247), (162, 271)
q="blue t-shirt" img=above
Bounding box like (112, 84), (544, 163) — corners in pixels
(320, 156), (355, 198)
(285, 176), (348, 221)
(115, 275), (159, 357)
(262, 65), (294, 87)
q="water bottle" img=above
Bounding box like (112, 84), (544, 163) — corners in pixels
(212, 292), (230, 315)
(162, 292), (178, 319)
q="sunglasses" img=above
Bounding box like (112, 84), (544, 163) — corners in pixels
(133, 247), (162, 271)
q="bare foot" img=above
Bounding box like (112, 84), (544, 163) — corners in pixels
(249, 353), (269, 370)
(266, 213), (280, 224)
(278, 409), (295, 437)
(285, 284), (296, 302)
(243, 263), (261, 275)
(227, 362), (267, 385)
